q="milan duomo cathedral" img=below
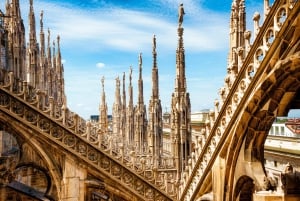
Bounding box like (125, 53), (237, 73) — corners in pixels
(1, 0), (300, 200)
(91, 1), (192, 182)
(99, 19), (192, 177)
(0, 0), (192, 199)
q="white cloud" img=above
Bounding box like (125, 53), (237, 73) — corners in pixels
(18, 0), (228, 54)
(96, 62), (105, 68)
(15, 0), (235, 119)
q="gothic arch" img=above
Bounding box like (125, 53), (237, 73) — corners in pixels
(233, 176), (254, 201)
(224, 51), (300, 200)
(0, 113), (62, 200)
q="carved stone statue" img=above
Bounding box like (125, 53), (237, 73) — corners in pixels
(139, 53), (142, 66)
(153, 34), (156, 51)
(262, 176), (277, 191)
(178, 3), (185, 27)
(129, 66), (132, 82)
(281, 163), (300, 194)
(101, 76), (105, 89)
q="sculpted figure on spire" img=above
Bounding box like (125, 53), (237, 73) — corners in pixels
(101, 76), (104, 89)
(139, 52), (142, 67)
(178, 3), (185, 27)
(40, 10), (43, 24)
(153, 34), (156, 51)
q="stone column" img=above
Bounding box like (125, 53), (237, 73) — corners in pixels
(61, 157), (87, 201)
(0, 186), (6, 201)
(212, 156), (225, 201)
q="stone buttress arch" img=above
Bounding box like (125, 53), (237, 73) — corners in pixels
(233, 175), (254, 201)
(223, 50), (300, 201)
(0, 112), (62, 200)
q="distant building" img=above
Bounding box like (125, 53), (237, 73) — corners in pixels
(90, 115), (99, 122)
(264, 118), (300, 191)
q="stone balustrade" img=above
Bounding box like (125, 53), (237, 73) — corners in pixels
(179, 0), (298, 200)
(0, 69), (176, 200)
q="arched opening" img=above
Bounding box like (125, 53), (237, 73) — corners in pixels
(0, 127), (20, 158)
(263, 107), (300, 192)
(0, 128), (21, 185)
(0, 123), (57, 201)
(251, 58), (300, 193)
(4, 163), (54, 201)
(14, 163), (52, 193)
(234, 176), (254, 201)
(224, 45), (300, 200)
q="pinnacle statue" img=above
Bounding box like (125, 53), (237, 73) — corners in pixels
(178, 3), (185, 27)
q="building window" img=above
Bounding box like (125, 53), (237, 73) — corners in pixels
(270, 126), (274, 135)
(280, 126), (284, 136)
(275, 126), (279, 135)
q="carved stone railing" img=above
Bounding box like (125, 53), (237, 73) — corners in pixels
(0, 72), (175, 201)
(179, 0), (299, 200)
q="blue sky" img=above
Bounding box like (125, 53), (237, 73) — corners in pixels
(11, 0), (265, 119)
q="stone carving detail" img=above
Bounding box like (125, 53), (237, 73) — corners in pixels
(63, 135), (76, 147)
(145, 188), (154, 199)
(101, 156), (110, 170)
(51, 127), (64, 139)
(87, 150), (98, 162)
(134, 178), (144, 194)
(38, 118), (50, 132)
(77, 143), (87, 156)
(11, 100), (24, 115)
(281, 163), (300, 194)
(263, 175), (277, 191)
(111, 162), (121, 178)
(0, 93), (9, 107)
(0, 156), (17, 185)
(265, 28), (274, 46)
(123, 171), (133, 186)
(25, 109), (37, 124)
(0, 88), (173, 200)
(276, 7), (287, 26)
